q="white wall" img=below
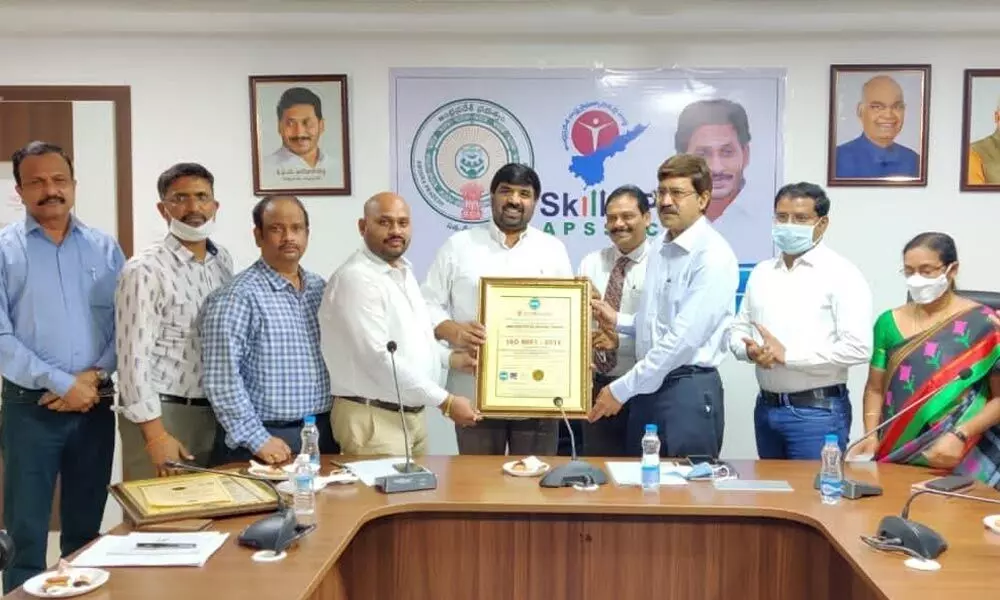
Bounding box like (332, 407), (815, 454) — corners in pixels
(0, 31), (994, 462)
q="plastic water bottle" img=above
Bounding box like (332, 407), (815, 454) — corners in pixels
(819, 433), (843, 505)
(640, 424), (661, 491)
(300, 415), (320, 473)
(292, 453), (317, 527)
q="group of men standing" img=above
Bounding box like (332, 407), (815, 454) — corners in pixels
(0, 138), (871, 593)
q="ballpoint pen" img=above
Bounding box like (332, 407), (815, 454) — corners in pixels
(136, 542), (197, 549)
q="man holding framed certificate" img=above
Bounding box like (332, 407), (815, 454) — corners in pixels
(590, 154), (739, 459)
(423, 163), (574, 456)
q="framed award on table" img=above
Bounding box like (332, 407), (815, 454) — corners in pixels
(476, 277), (593, 418)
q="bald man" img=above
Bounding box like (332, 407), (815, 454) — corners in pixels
(318, 192), (481, 456)
(967, 98), (1000, 185)
(835, 75), (920, 179)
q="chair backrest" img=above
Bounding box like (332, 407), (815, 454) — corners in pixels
(956, 289), (1000, 310)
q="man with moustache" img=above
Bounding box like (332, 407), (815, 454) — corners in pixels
(590, 154), (738, 459)
(835, 75), (920, 179)
(967, 98), (1000, 185)
(116, 163), (234, 479)
(0, 141), (124, 592)
(200, 195), (338, 466)
(423, 163), (574, 456)
(319, 192), (481, 456)
(577, 184), (651, 456)
(260, 87), (338, 189)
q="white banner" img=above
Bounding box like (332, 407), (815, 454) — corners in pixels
(390, 67), (787, 303)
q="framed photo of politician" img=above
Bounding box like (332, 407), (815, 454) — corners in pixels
(827, 64), (930, 187)
(249, 74), (352, 196)
(960, 69), (1000, 192)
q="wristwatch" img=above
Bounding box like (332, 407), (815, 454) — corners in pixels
(96, 369), (110, 384)
(950, 427), (969, 443)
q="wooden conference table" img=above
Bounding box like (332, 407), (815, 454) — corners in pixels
(6, 456), (1000, 600)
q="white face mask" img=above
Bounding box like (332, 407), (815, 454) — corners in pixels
(906, 267), (952, 305)
(169, 218), (215, 242)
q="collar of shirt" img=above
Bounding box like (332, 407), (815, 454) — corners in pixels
(662, 215), (709, 253)
(24, 213), (84, 236)
(614, 239), (648, 264)
(854, 134), (907, 163)
(774, 241), (831, 271)
(359, 246), (413, 275)
(252, 258), (306, 292)
(272, 145), (326, 165)
(487, 220), (529, 248)
(164, 233), (219, 262)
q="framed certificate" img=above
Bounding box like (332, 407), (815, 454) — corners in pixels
(476, 277), (593, 418)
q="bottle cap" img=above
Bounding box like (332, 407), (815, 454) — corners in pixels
(824, 433), (838, 444)
(645, 424), (657, 434)
(304, 415), (316, 425)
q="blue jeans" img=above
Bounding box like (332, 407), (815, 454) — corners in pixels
(1, 381), (115, 593)
(754, 391), (852, 460)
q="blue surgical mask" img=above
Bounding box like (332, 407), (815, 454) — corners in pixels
(771, 223), (816, 255)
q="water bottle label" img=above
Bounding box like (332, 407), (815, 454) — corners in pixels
(295, 474), (313, 492)
(641, 465), (659, 487)
(820, 479), (842, 496)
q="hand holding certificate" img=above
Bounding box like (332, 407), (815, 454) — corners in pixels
(476, 277), (593, 418)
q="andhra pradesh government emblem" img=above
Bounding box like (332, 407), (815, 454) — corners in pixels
(410, 98), (534, 224)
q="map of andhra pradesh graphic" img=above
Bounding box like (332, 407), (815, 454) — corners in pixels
(568, 110), (648, 186)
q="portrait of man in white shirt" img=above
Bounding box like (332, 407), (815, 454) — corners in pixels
(727, 182), (872, 460)
(422, 163), (574, 456)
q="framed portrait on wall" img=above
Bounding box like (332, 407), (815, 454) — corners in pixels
(960, 69), (1000, 192)
(827, 64), (930, 187)
(249, 74), (352, 196)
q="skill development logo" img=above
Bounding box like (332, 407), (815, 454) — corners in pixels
(561, 101), (648, 186)
(411, 98), (534, 226)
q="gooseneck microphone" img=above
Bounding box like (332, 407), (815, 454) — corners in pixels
(814, 368), (973, 499)
(375, 340), (438, 494)
(865, 479), (1000, 560)
(540, 397), (609, 488)
(164, 461), (314, 553)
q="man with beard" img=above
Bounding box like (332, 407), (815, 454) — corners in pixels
(200, 195), (338, 466)
(577, 184), (651, 457)
(319, 192), (481, 455)
(423, 163), (574, 456)
(260, 87), (341, 189)
(116, 163), (234, 479)
(835, 75), (919, 179)
(590, 154), (738, 459)
(0, 141), (124, 592)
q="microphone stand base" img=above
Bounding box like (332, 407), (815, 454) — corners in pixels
(540, 460), (608, 489)
(376, 470), (438, 494)
(876, 515), (947, 559)
(812, 474), (883, 499)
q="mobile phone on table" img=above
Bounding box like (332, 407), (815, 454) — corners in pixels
(685, 455), (720, 466)
(924, 475), (975, 492)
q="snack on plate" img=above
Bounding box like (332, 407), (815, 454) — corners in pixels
(73, 574), (92, 587)
(249, 460), (286, 476)
(41, 575), (70, 593)
(512, 456), (544, 472)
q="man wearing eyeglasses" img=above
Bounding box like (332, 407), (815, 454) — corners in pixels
(116, 163), (234, 479)
(726, 182), (872, 460)
(589, 154), (738, 458)
(835, 75), (920, 179)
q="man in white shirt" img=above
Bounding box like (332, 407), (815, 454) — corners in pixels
(727, 182), (872, 459)
(116, 163), (234, 479)
(591, 154), (739, 458)
(423, 163), (574, 456)
(259, 87), (342, 190)
(321, 192), (480, 456)
(577, 184), (651, 457)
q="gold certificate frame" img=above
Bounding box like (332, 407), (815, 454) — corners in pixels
(109, 471), (279, 527)
(476, 277), (592, 418)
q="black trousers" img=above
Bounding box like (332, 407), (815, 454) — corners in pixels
(209, 411), (339, 467)
(582, 374), (631, 457)
(625, 366), (725, 458)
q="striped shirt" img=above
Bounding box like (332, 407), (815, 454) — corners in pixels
(200, 258), (330, 452)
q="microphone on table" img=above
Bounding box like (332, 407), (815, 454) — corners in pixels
(374, 340), (438, 494)
(865, 477), (1000, 560)
(0, 529), (13, 570)
(540, 397), (609, 488)
(164, 461), (315, 553)
(813, 368), (973, 500)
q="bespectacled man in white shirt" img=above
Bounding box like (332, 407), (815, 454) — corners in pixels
(422, 163), (574, 456)
(726, 182), (872, 460)
(577, 184), (651, 457)
(590, 154), (739, 458)
(115, 163), (234, 479)
(320, 193), (481, 456)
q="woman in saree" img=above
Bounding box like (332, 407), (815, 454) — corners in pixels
(850, 232), (1000, 489)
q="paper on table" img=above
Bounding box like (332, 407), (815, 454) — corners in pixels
(343, 457), (409, 486)
(604, 461), (690, 486)
(71, 532), (230, 568)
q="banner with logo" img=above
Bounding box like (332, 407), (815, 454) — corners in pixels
(390, 67), (786, 300)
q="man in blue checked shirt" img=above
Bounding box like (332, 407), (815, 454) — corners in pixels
(0, 141), (124, 593)
(200, 195), (338, 467)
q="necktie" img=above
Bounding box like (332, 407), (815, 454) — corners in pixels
(594, 256), (630, 374)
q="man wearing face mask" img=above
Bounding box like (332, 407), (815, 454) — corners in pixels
(116, 163), (234, 479)
(727, 182), (872, 460)
(423, 163), (574, 456)
(319, 192), (481, 456)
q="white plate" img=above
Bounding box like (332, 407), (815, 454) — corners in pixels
(502, 460), (550, 478)
(22, 567), (109, 598)
(983, 514), (1000, 534)
(275, 471), (358, 494)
